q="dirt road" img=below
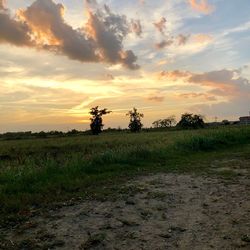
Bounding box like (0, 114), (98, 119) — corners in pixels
(1, 160), (250, 249)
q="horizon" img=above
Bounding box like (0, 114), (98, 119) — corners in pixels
(0, 0), (250, 133)
(0, 114), (245, 134)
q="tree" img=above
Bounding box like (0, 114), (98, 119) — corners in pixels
(160, 115), (176, 128)
(89, 106), (111, 135)
(152, 119), (162, 128)
(177, 113), (205, 129)
(127, 107), (144, 132)
(222, 119), (230, 125)
(152, 115), (176, 128)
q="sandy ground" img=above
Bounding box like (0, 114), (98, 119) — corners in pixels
(1, 160), (250, 250)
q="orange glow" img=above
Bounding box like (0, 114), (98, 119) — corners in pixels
(17, 10), (62, 46)
(188, 0), (215, 14)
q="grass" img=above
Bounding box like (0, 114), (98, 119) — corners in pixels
(0, 126), (250, 220)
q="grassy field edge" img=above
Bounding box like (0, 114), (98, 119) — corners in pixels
(0, 126), (250, 221)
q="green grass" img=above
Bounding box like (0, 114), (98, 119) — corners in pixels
(0, 126), (250, 219)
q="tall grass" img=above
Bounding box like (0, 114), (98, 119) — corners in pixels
(175, 127), (250, 151)
(0, 126), (250, 215)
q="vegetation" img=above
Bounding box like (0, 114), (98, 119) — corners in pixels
(0, 126), (250, 219)
(0, 112), (241, 141)
(222, 119), (230, 125)
(177, 113), (205, 129)
(127, 107), (144, 132)
(152, 115), (176, 128)
(89, 106), (111, 135)
(0, 130), (85, 141)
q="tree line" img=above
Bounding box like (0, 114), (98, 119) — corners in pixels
(0, 107), (228, 140)
(89, 106), (205, 135)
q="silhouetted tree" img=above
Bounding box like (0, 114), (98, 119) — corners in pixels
(127, 107), (144, 132)
(89, 106), (111, 135)
(177, 113), (205, 129)
(67, 129), (79, 135)
(222, 119), (230, 125)
(164, 115), (176, 127)
(38, 131), (47, 138)
(152, 119), (162, 128)
(152, 115), (176, 128)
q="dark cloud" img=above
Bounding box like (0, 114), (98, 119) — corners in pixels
(153, 17), (167, 34)
(85, 9), (139, 69)
(177, 34), (190, 46)
(187, 69), (250, 119)
(160, 69), (250, 99)
(0, 5), (32, 46)
(130, 19), (142, 37)
(159, 70), (191, 80)
(0, 0), (139, 69)
(188, 69), (250, 97)
(162, 68), (250, 118)
(154, 34), (190, 50)
(189, 69), (241, 85)
(155, 39), (174, 49)
(192, 97), (249, 119)
(19, 0), (97, 61)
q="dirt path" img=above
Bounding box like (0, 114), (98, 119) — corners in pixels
(1, 163), (250, 249)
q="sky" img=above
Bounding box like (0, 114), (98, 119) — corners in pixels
(0, 0), (250, 132)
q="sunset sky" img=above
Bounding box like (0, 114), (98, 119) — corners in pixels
(0, 0), (250, 132)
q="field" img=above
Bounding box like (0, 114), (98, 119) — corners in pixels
(0, 126), (250, 249)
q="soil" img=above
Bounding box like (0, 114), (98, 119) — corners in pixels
(1, 159), (250, 250)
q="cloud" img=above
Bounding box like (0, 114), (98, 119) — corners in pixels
(155, 39), (174, 49)
(192, 97), (250, 119)
(0, 84), (94, 132)
(0, 0), (139, 69)
(189, 69), (250, 118)
(0, 91), (30, 102)
(130, 19), (142, 37)
(188, 69), (250, 97)
(153, 32), (207, 51)
(157, 60), (169, 66)
(0, 4), (33, 46)
(178, 92), (216, 101)
(158, 68), (250, 119)
(177, 34), (190, 46)
(153, 32), (213, 58)
(85, 0), (98, 5)
(105, 73), (114, 80)
(187, 69), (250, 118)
(85, 9), (139, 69)
(153, 17), (167, 34)
(19, 0), (98, 61)
(188, 0), (215, 15)
(0, 0), (5, 10)
(158, 69), (250, 100)
(192, 34), (212, 44)
(158, 70), (191, 80)
(0, 84), (90, 115)
(154, 34), (194, 50)
(147, 95), (165, 102)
